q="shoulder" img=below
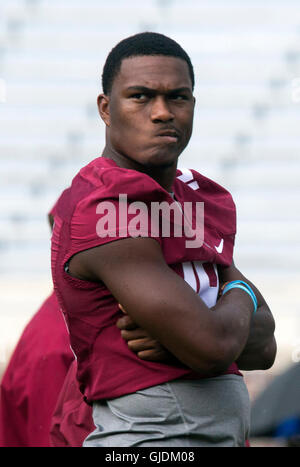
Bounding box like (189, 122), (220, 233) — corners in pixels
(55, 158), (170, 250)
(70, 157), (169, 219)
(79, 157), (167, 201)
(176, 168), (234, 200)
(175, 168), (236, 236)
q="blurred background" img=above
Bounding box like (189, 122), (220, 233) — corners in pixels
(0, 0), (299, 446)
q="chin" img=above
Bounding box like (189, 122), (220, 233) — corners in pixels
(144, 150), (179, 169)
(143, 159), (175, 169)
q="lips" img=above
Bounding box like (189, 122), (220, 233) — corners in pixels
(156, 129), (179, 142)
(157, 129), (178, 137)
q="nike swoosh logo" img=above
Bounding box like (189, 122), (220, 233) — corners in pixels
(215, 239), (224, 254)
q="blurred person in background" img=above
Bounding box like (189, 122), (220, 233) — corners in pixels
(50, 359), (94, 447)
(0, 206), (74, 447)
(51, 32), (276, 447)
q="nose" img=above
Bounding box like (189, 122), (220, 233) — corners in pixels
(150, 96), (174, 123)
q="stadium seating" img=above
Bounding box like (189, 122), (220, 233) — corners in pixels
(1, 0), (299, 268)
(0, 0), (299, 371)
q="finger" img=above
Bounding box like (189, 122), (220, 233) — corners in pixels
(120, 329), (149, 341)
(116, 315), (138, 330)
(127, 338), (157, 352)
(137, 349), (167, 361)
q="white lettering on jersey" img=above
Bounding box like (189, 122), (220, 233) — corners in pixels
(177, 169), (200, 191)
(182, 261), (219, 308)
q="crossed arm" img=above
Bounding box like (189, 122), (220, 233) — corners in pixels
(219, 262), (276, 370)
(69, 237), (276, 374)
(117, 261), (277, 371)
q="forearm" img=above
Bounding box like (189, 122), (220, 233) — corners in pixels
(75, 238), (254, 375)
(122, 278), (254, 374)
(209, 287), (253, 361)
(122, 296), (276, 372)
(118, 290), (253, 374)
(218, 262), (277, 370)
(118, 275), (254, 375)
(236, 304), (277, 370)
(119, 270), (276, 371)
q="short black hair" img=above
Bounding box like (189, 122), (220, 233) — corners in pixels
(102, 32), (195, 95)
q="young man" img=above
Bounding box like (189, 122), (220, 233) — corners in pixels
(51, 32), (276, 447)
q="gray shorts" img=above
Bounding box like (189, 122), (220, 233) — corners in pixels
(83, 375), (250, 447)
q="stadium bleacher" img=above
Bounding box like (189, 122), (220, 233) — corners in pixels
(0, 0), (300, 372)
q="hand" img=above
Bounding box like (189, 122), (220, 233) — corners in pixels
(116, 304), (176, 363)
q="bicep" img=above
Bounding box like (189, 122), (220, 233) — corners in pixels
(69, 237), (219, 370)
(75, 237), (207, 328)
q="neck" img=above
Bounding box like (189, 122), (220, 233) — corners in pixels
(101, 145), (177, 193)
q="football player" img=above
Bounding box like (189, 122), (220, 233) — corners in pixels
(51, 32), (276, 447)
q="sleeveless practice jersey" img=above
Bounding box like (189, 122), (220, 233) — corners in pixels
(51, 157), (240, 403)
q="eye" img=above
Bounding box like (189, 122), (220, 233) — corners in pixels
(170, 94), (188, 101)
(130, 93), (148, 101)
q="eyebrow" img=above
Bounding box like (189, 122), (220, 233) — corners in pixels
(126, 86), (192, 95)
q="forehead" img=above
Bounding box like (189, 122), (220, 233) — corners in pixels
(113, 55), (192, 92)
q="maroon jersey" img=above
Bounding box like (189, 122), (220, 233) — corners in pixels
(50, 359), (94, 447)
(0, 292), (74, 447)
(51, 157), (240, 403)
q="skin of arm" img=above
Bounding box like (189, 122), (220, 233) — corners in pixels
(117, 263), (277, 371)
(218, 261), (277, 370)
(69, 237), (254, 376)
(117, 261), (277, 371)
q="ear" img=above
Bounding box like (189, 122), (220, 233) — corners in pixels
(97, 93), (110, 126)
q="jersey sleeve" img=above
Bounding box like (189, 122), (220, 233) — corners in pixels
(174, 168), (236, 266)
(175, 167), (236, 236)
(191, 168), (237, 236)
(66, 167), (165, 262)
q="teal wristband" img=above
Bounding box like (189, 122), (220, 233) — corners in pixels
(232, 280), (258, 310)
(222, 280), (258, 314)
